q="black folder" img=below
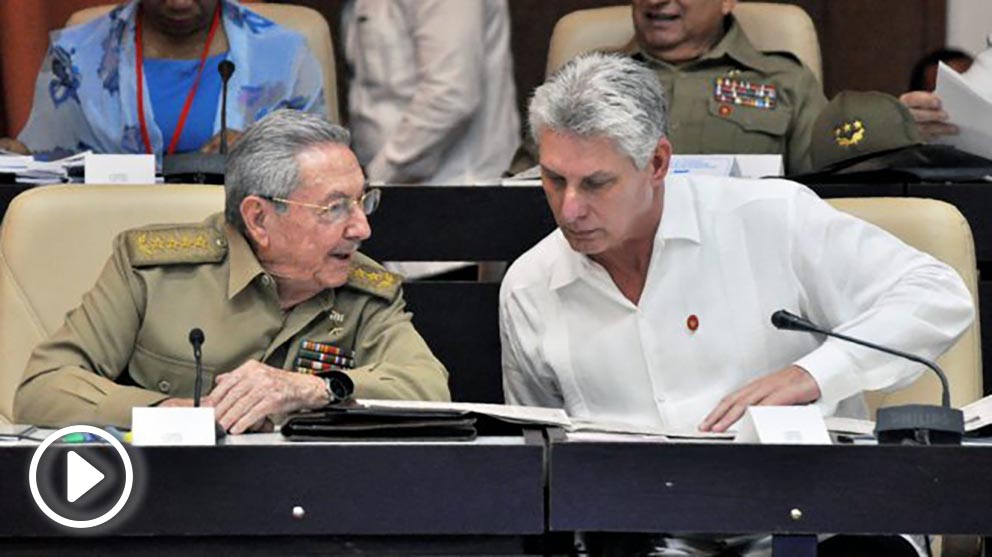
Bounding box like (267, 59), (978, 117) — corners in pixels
(281, 406), (479, 441)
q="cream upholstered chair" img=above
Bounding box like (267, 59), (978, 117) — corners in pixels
(66, 3), (340, 123)
(0, 185), (224, 424)
(545, 3), (822, 83)
(827, 198), (983, 413)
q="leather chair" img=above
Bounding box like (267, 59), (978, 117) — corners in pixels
(546, 3), (822, 83)
(0, 185), (224, 424)
(66, 3), (340, 123)
(827, 198), (982, 413)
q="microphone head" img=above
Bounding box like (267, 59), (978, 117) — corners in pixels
(771, 310), (813, 331)
(188, 328), (205, 346)
(218, 60), (235, 80)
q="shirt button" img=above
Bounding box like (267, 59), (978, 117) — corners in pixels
(157, 380), (171, 393)
(261, 275), (272, 287)
(215, 237), (227, 248)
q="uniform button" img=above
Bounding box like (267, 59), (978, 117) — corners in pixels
(215, 237), (227, 248)
(261, 275), (272, 287)
(158, 380), (171, 393)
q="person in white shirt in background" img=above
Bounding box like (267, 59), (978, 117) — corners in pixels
(342, 0), (520, 279)
(499, 52), (973, 556)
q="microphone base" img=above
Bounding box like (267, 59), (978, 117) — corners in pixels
(875, 404), (964, 446)
(163, 153), (225, 185)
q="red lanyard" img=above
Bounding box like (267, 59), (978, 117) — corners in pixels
(135, 3), (223, 155)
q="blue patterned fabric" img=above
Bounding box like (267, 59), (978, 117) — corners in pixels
(19, 0), (326, 160)
(145, 52), (226, 154)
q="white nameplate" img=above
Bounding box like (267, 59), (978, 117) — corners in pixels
(132, 407), (216, 446)
(734, 406), (831, 445)
(731, 154), (784, 178)
(670, 155), (735, 177)
(84, 154), (155, 184)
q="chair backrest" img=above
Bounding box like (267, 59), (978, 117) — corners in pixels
(0, 185), (224, 423)
(545, 3), (823, 83)
(826, 198), (983, 414)
(66, 3), (340, 123)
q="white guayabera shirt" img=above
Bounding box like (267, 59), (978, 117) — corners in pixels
(500, 175), (974, 433)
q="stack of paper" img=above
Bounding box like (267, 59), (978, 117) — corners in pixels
(0, 151), (89, 184)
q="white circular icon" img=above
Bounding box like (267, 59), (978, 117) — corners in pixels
(28, 425), (134, 529)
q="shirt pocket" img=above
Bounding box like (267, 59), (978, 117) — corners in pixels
(130, 342), (217, 398)
(705, 97), (790, 155)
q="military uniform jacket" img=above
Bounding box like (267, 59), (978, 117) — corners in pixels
(15, 213), (450, 428)
(623, 16), (827, 174)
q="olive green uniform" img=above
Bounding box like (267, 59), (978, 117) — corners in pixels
(15, 213), (450, 428)
(624, 16), (827, 174)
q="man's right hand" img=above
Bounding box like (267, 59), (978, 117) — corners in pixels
(899, 91), (959, 141)
(0, 137), (30, 155)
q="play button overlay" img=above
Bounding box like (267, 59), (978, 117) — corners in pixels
(66, 451), (105, 503)
(29, 425), (134, 529)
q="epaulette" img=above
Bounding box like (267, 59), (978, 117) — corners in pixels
(125, 225), (228, 267)
(345, 262), (402, 300)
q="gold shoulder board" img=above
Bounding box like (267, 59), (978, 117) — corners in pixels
(346, 264), (402, 300)
(125, 225), (228, 267)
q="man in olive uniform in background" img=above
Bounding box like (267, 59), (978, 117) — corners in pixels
(624, 0), (826, 174)
(15, 110), (450, 434)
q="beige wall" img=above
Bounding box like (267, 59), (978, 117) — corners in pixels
(947, 0), (991, 56)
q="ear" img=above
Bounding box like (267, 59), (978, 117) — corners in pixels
(648, 137), (673, 187)
(240, 196), (272, 248)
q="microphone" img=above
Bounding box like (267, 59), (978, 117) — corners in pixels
(217, 60), (235, 155)
(188, 328), (206, 407)
(771, 309), (964, 445)
(161, 59), (234, 184)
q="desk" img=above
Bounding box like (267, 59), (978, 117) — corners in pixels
(0, 432), (551, 555)
(549, 433), (992, 556)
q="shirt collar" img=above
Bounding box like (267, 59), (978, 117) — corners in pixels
(548, 175), (700, 291)
(625, 15), (775, 74)
(225, 220), (268, 300)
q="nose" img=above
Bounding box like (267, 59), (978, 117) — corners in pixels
(559, 185), (587, 224)
(344, 207), (372, 242)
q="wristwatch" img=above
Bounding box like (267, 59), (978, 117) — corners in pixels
(315, 371), (355, 404)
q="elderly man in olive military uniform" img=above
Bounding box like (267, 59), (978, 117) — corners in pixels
(624, 0), (826, 174)
(15, 110), (450, 434)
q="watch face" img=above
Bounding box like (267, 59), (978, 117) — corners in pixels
(326, 372), (355, 401)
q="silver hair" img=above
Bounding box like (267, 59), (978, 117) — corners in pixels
(528, 52), (668, 169)
(225, 109), (351, 233)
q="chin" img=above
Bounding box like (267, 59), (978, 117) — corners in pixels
(565, 236), (606, 255)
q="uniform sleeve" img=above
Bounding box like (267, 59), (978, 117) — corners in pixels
(786, 187), (975, 412)
(499, 284), (565, 408)
(14, 235), (169, 428)
(784, 68), (827, 175)
(350, 288), (451, 401)
(17, 42), (95, 159)
(364, 0), (485, 183)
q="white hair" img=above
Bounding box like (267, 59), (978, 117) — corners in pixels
(528, 52), (668, 169)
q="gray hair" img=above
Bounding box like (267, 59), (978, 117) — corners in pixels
(225, 109), (351, 233)
(529, 52), (668, 169)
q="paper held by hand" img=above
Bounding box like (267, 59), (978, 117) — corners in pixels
(934, 62), (992, 161)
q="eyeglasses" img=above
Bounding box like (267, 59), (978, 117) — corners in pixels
(260, 188), (381, 225)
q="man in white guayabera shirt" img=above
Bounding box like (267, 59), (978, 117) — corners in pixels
(499, 52), (974, 557)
